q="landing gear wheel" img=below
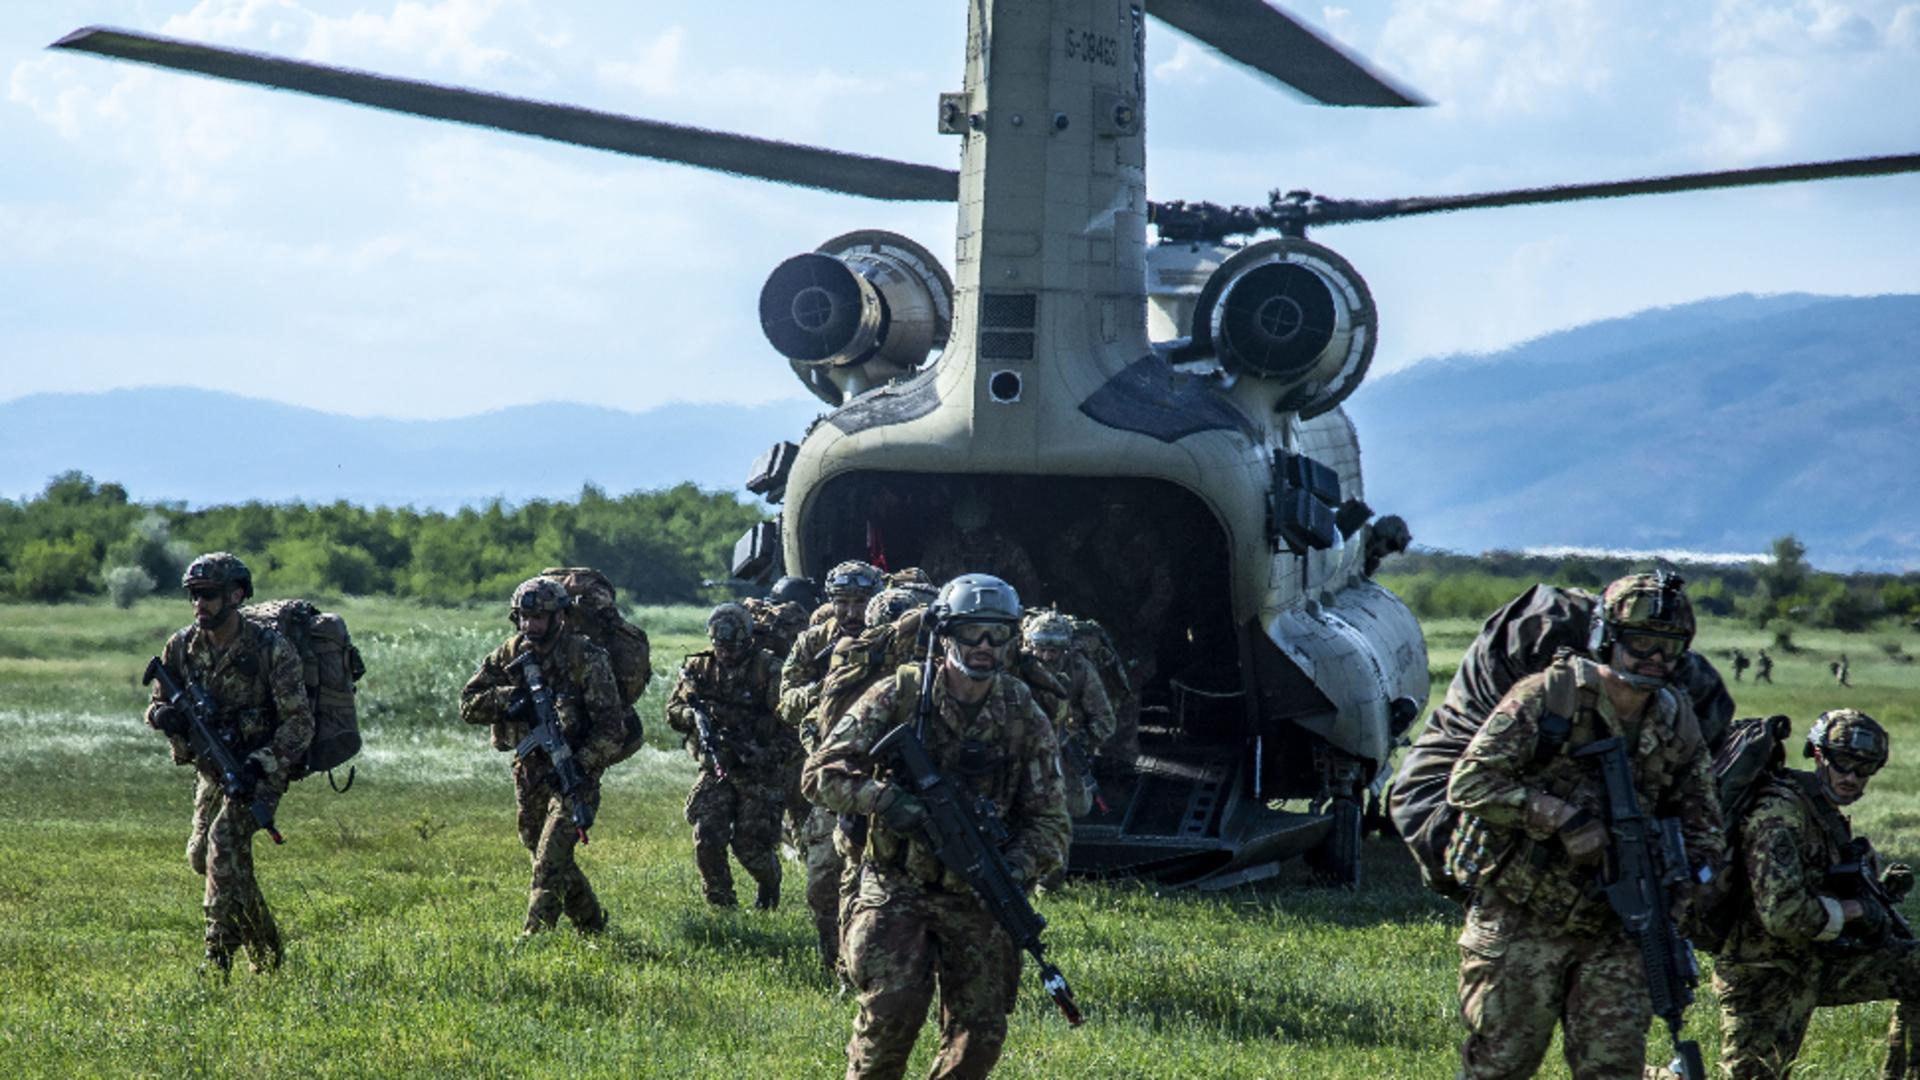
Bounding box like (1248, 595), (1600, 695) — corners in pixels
(1308, 795), (1363, 889)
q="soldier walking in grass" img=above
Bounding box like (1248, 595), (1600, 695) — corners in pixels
(144, 553), (312, 976)
(1756, 648), (1775, 684)
(1732, 647), (1751, 682)
(460, 577), (626, 935)
(805, 574), (1072, 1079)
(1444, 573), (1726, 1078)
(665, 603), (790, 909)
(1713, 710), (1920, 1079)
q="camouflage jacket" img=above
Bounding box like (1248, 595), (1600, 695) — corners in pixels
(1447, 653), (1726, 933)
(146, 618), (315, 784)
(1041, 650), (1116, 744)
(665, 648), (787, 777)
(803, 664), (1072, 891)
(779, 617), (857, 733)
(812, 609), (932, 752)
(1012, 652), (1072, 724)
(743, 597), (807, 660)
(1719, 769), (1856, 965)
(460, 631), (626, 775)
(921, 527), (1044, 603)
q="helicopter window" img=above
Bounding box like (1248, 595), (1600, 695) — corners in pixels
(988, 371), (1023, 402)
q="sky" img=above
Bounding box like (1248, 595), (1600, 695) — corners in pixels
(4, 0), (1918, 420)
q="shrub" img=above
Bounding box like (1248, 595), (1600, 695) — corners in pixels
(104, 565), (156, 608)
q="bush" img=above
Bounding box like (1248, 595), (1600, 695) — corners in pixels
(104, 565), (156, 608)
(11, 535), (98, 601)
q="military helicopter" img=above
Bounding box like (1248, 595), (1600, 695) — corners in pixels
(54, 3), (1920, 889)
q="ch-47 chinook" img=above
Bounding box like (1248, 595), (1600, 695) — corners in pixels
(55, 4), (1920, 889)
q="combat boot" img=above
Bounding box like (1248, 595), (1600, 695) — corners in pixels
(199, 948), (233, 982)
(754, 880), (780, 911)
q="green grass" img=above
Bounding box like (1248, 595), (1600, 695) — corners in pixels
(0, 600), (1916, 1076)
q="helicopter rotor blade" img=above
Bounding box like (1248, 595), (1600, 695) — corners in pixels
(1143, 0), (1425, 107)
(1304, 152), (1920, 226)
(50, 26), (960, 203)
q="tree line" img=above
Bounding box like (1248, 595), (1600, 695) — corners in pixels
(1, 471), (762, 606)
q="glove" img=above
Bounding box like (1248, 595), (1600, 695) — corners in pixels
(1852, 896), (1892, 943)
(151, 705), (189, 737)
(505, 686), (533, 720)
(875, 786), (928, 835)
(1524, 791), (1580, 837)
(1557, 810), (1609, 866)
(1884, 864), (1915, 904)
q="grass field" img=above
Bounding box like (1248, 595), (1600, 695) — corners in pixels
(1, 597), (1915, 1078)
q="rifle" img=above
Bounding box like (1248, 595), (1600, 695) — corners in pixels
(1573, 735), (1707, 1080)
(679, 675), (732, 781)
(1824, 837), (1914, 952)
(142, 657), (283, 844)
(1059, 731), (1109, 815)
(867, 632), (1083, 1026)
(507, 652), (594, 844)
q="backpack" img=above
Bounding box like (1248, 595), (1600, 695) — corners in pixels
(242, 598), (365, 788)
(1689, 714), (1792, 952)
(1388, 583), (1736, 900)
(540, 566), (651, 765)
(1069, 617), (1133, 708)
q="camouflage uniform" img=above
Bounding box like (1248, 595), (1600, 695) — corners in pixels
(1445, 653), (1725, 1079)
(1755, 650), (1774, 684)
(804, 666), (1072, 1080)
(665, 647), (789, 907)
(1715, 765), (1920, 1078)
(744, 596), (808, 661)
(460, 630), (626, 933)
(922, 527), (1044, 604)
(784, 615), (866, 967)
(148, 616), (314, 970)
(1019, 642), (1113, 818)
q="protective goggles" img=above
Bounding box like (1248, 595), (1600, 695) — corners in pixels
(950, 623), (1016, 648)
(187, 586), (225, 601)
(1618, 631), (1688, 661)
(1825, 752), (1883, 779)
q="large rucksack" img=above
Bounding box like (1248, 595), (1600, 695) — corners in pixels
(1069, 617), (1133, 709)
(1387, 583), (1736, 900)
(540, 566), (650, 765)
(1689, 714), (1792, 952)
(242, 598), (365, 787)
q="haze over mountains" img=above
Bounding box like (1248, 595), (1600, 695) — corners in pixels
(3, 293), (1915, 569)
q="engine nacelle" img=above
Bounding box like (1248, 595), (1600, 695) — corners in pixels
(759, 230), (953, 407)
(1189, 237), (1375, 419)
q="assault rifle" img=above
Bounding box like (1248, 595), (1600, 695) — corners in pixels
(867, 634), (1084, 1026)
(508, 652), (594, 843)
(1574, 735), (1707, 1080)
(1824, 836), (1913, 952)
(1059, 731), (1109, 815)
(678, 677), (731, 781)
(142, 657), (283, 844)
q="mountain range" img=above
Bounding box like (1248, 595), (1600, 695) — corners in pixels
(3, 292), (1915, 569)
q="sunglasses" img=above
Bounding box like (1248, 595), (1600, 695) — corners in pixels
(1826, 755), (1882, 779)
(1619, 632), (1687, 661)
(187, 586), (225, 602)
(950, 623), (1015, 648)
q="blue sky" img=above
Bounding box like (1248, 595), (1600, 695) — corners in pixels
(4, 0), (1918, 419)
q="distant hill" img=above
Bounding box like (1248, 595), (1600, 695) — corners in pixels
(1345, 293), (1920, 571)
(0, 389), (822, 508)
(5, 292), (1916, 569)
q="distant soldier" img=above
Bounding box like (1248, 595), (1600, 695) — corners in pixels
(1714, 710), (1917, 1078)
(1022, 609), (1116, 818)
(804, 573), (1072, 1078)
(1732, 647), (1751, 682)
(1756, 648), (1775, 684)
(1445, 573), (1725, 1077)
(781, 559), (883, 972)
(460, 577), (626, 935)
(665, 604), (789, 909)
(885, 566), (933, 590)
(921, 490), (1044, 602)
(1833, 653), (1851, 688)
(144, 552), (313, 976)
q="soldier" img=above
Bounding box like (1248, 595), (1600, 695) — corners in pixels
(921, 491), (1043, 602)
(1022, 609), (1115, 818)
(782, 559), (884, 972)
(1714, 710), (1918, 1079)
(665, 603), (790, 909)
(1834, 653), (1852, 688)
(145, 552), (313, 976)
(1445, 573), (1726, 1078)
(1732, 647), (1751, 682)
(1756, 648), (1775, 684)
(460, 577), (626, 935)
(804, 573), (1072, 1079)
(744, 596), (809, 661)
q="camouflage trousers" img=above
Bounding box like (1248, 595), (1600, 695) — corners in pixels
(1716, 941), (1920, 1079)
(842, 867), (1021, 1080)
(686, 770), (783, 908)
(802, 804), (846, 966)
(783, 738), (810, 843)
(1456, 893), (1653, 1079)
(196, 771), (286, 968)
(515, 767), (606, 933)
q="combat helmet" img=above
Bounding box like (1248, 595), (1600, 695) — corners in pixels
(1588, 571), (1694, 684)
(865, 584), (936, 627)
(1022, 609), (1074, 653)
(510, 576), (572, 622)
(824, 560), (883, 599)
(707, 601), (754, 657)
(886, 566), (934, 589)
(1805, 708), (1889, 772)
(769, 574), (819, 609)
(182, 551), (254, 600)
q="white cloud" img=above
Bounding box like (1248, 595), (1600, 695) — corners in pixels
(596, 25), (685, 97)
(1152, 39), (1226, 85)
(1377, 0), (1615, 115)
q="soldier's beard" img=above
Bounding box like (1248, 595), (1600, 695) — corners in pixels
(947, 639), (999, 681)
